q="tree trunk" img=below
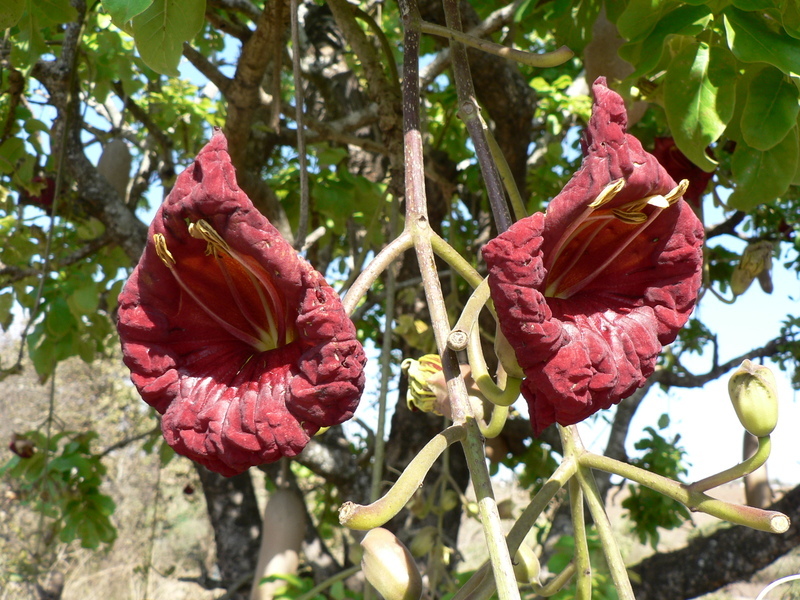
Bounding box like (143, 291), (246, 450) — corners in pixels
(196, 466), (263, 599)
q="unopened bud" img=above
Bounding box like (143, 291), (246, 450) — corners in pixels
(440, 489), (459, 512)
(731, 241), (773, 296)
(360, 528), (422, 600)
(409, 526), (438, 557)
(513, 542), (541, 586)
(728, 360), (779, 437)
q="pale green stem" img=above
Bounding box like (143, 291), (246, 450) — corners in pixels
(534, 562), (577, 597)
(342, 231), (413, 315)
(418, 20), (574, 68)
(370, 197), (401, 502)
(295, 565), (361, 600)
(461, 418), (521, 600)
(478, 404), (509, 439)
(561, 425), (635, 600)
(459, 457), (579, 600)
(569, 477), (591, 600)
(339, 425), (466, 530)
(430, 230), (485, 289)
(481, 113), (527, 221)
(687, 435), (771, 494)
(467, 321), (521, 407)
(451, 278), (493, 340)
(580, 451), (790, 533)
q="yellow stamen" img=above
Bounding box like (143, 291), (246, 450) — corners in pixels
(154, 233), (176, 267)
(611, 209), (648, 224)
(588, 178), (625, 209)
(189, 219), (232, 257)
(665, 179), (689, 205)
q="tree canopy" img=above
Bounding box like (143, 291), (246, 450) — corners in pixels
(1, 0), (799, 599)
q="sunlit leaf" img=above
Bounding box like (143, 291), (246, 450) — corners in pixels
(724, 7), (800, 75)
(619, 4), (713, 79)
(130, 0), (205, 76)
(729, 130), (800, 210)
(664, 42), (737, 172)
(616, 0), (679, 42)
(101, 0), (153, 27)
(741, 67), (800, 151)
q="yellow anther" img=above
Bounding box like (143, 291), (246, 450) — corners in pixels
(188, 219), (231, 257)
(611, 209), (648, 224)
(589, 178), (625, 209)
(154, 233), (176, 267)
(665, 179), (689, 205)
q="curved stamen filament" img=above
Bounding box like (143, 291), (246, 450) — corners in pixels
(154, 234), (273, 351)
(190, 219), (290, 346)
(556, 207), (664, 299)
(545, 216), (612, 297)
(545, 179), (625, 272)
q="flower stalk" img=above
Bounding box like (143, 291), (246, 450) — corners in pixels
(339, 425), (466, 530)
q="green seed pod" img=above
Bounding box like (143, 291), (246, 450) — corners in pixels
(513, 542), (541, 586)
(728, 360), (779, 437)
(360, 528), (423, 600)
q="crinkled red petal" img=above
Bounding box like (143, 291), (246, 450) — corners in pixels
(117, 130), (366, 476)
(483, 78), (703, 436)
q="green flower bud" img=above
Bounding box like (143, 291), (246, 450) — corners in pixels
(409, 525), (438, 557)
(440, 489), (459, 512)
(401, 355), (443, 414)
(513, 542), (541, 586)
(731, 241), (773, 296)
(360, 528), (423, 600)
(728, 360), (779, 437)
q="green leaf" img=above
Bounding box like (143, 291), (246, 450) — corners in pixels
(102, 0), (153, 27)
(782, 0), (800, 40)
(68, 284), (100, 316)
(664, 42), (737, 172)
(732, 0), (777, 9)
(741, 67), (800, 150)
(619, 4), (713, 79)
(724, 7), (800, 75)
(0, 0), (25, 30)
(729, 129), (800, 210)
(29, 0), (77, 27)
(616, 0), (679, 42)
(130, 0), (206, 76)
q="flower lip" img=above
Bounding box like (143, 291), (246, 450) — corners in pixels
(117, 129), (366, 476)
(483, 77), (704, 435)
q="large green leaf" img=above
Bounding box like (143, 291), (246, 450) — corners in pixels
(724, 7), (800, 75)
(732, 0), (778, 9)
(741, 67), (800, 150)
(101, 0), (153, 27)
(28, 0), (77, 28)
(130, 0), (205, 76)
(664, 42), (737, 172)
(616, 0), (679, 41)
(729, 129), (800, 210)
(783, 0), (800, 40)
(0, 0), (24, 30)
(619, 4), (713, 79)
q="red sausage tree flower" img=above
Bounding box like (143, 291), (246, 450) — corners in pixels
(483, 78), (704, 435)
(117, 130), (366, 476)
